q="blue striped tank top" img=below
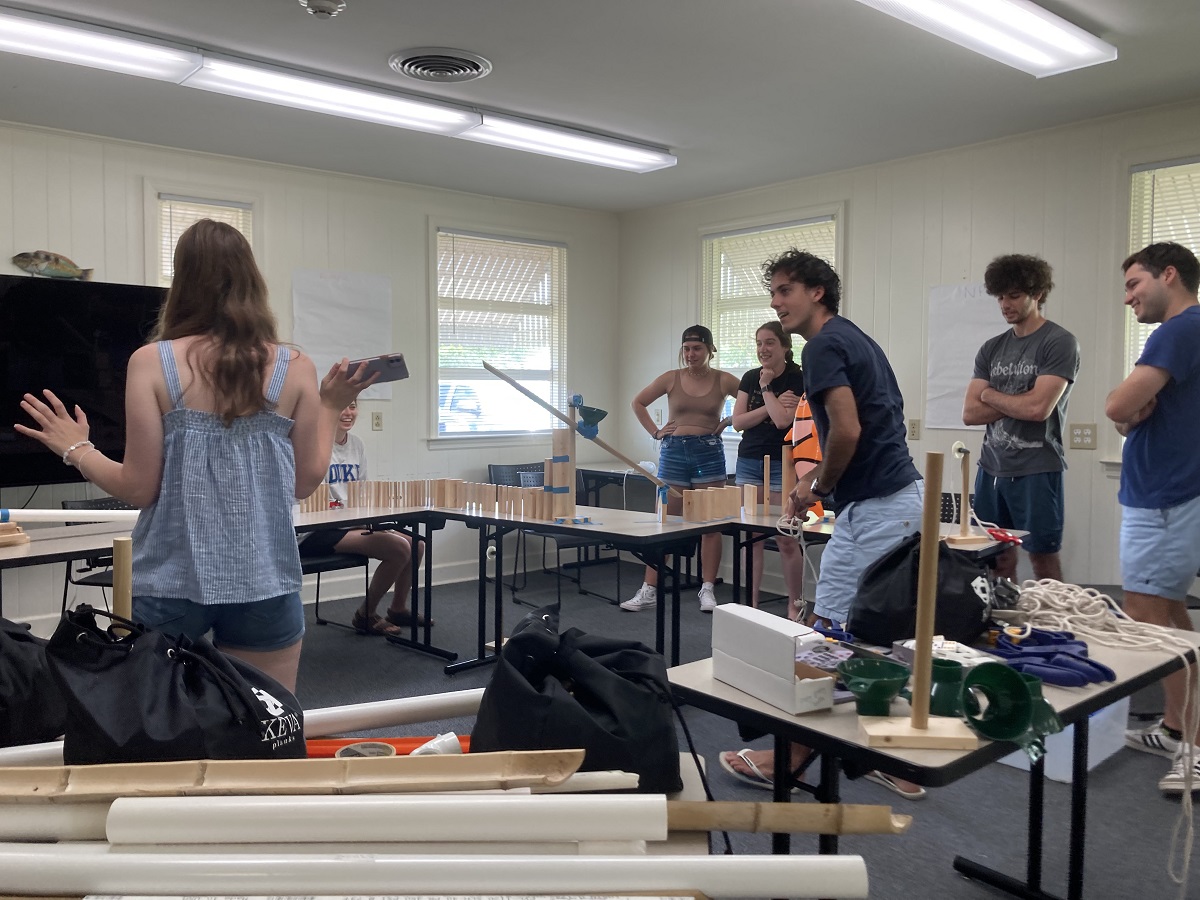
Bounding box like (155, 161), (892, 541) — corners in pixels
(131, 342), (303, 605)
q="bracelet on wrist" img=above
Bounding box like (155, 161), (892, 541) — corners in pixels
(74, 447), (99, 478)
(62, 440), (94, 465)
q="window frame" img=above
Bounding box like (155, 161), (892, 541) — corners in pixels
(143, 179), (262, 286)
(428, 221), (569, 446)
(698, 203), (844, 445)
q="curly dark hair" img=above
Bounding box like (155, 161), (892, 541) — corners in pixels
(761, 249), (840, 313)
(1123, 242), (1200, 294)
(983, 254), (1054, 307)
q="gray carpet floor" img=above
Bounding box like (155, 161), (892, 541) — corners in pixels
(294, 565), (1196, 900)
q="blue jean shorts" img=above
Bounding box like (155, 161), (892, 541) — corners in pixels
(813, 479), (924, 625)
(133, 592), (305, 652)
(657, 434), (727, 487)
(1120, 495), (1200, 602)
(973, 469), (1063, 555)
(735, 455), (783, 493)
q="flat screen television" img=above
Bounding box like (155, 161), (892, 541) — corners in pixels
(0, 274), (166, 489)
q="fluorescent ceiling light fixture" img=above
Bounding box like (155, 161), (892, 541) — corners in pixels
(0, 7), (201, 81)
(182, 58), (479, 135)
(851, 0), (1117, 77)
(0, 5), (675, 170)
(461, 115), (676, 173)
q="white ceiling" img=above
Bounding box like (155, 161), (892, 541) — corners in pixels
(1, 0), (1199, 212)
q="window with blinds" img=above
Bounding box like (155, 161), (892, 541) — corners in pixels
(157, 194), (254, 287)
(701, 216), (837, 377)
(436, 229), (567, 436)
(1127, 159), (1200, 372)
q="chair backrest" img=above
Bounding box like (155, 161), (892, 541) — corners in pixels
(939, 492), (973, 524)
(518, 470), (545, 488)
(488, 462), (546, 487)
(61, 496), (136, 522)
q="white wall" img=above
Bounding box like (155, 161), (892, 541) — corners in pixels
(617, 97), (1200, 592)
(0, 120), (620, 630)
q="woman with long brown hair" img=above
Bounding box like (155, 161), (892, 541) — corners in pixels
(16, 219), (371, 691)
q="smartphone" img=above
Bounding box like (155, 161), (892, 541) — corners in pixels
(346, 353), (409, 383)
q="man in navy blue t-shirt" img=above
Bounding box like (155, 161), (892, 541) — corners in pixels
(719, 250), (926, 802)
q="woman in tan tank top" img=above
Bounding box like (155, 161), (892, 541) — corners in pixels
(622, 325), (740, 614)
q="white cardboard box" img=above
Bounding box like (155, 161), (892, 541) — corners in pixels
(996, 697), (1130, 783)
(711, 604), (833, 715)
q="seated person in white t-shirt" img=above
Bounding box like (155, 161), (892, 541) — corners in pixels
(298, 401), (429, 634)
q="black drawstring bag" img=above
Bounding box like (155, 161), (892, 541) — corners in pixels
(847, 532), (993, 647)
(45, 604), (305, 765)
(0, 617), (67, 747)
(471, 605), (683, 794)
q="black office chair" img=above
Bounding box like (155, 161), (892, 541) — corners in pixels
(487, 462), (620, 604)
(307, 547), (373, 632)
(60, 497), (137, 613)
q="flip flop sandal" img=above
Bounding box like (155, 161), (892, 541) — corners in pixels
(352, 611), (403, 637)
(386, 609), (434, 628)
(718, 748), (799, 793)
(863, 770), (927, 800)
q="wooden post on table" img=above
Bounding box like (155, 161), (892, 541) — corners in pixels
(551, 428), (574, 518)
(742, 484), (757, 515)
(857, 451), (978, 750)
(944, 445), (990, 546)
(781, 445), (796, 503)
(112, 536), (133, 621)
(762, 454), (771, 516)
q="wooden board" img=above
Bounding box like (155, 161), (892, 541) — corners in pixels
(0, 749), (585, 802)
(858, 715), (979, 750)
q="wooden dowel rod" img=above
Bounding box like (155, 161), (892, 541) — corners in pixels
(910, 453), (944, 730)
(666, 800), (911, 835)
(959, 449), (971, 537)
(483, 360), (681, 498)
(111, 536), (133, 621)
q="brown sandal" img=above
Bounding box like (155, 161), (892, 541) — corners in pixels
(386, 608), (433, 628)
(352, 610), (403, 636)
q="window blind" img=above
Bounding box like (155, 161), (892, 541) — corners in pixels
(436, 229), (567, 435)
(158, 194), (254, 287)
(1127, 159), (1200, 372)
(701, 218), (837, 375)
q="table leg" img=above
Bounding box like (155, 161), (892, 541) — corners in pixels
(444, 522), (507, 675)
(816, 750), (840, 855)
(771, 734), (791, 855)
(670, 551), (682, 667)
(383, 522), (457, 661)
(731, 527), (743, 606)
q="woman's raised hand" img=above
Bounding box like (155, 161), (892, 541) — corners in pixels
(14, 389), (90, 459)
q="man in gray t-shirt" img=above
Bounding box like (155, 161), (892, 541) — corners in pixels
(962, 254), (1080, 582)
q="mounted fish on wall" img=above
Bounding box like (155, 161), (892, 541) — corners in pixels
(11, 250), (92, 281)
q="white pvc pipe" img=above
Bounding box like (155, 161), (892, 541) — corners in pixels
(303, 689), (485, 736)
(0, 843), (870, 898)
(0, 508), (139, 523)
(0, 690), (487, 767)
(107, 794), (668, 844)
(108, 840), (647, 856)
(0, 801), (109, 840)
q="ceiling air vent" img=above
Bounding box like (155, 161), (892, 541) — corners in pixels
(388, 48), (492, 84)
(298, 0), (346, 18)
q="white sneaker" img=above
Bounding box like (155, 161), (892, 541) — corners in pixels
(1126, 718), (1183, 759)
(1158, 744), (1200, 794)
(621, 583), (657, 611)
(698, 582), (717, 613)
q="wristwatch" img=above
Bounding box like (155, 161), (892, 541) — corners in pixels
(810, 478), (831, 499)
(760, 384), (774, 393)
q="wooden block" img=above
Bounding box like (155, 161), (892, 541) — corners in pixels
(858, 715), (979, 750)
(682, 489), (697, 522)
(782, 445), (796, 499)
(742, 484), (757, 513)
(763, 454), (771, 516)
(695, 488), (710, 522)
(0, 530), (30, 547)
(724, 485), (740, 518)
(944, 533), (993, 547)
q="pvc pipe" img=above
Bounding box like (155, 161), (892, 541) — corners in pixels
(0, 740), (63, 766)
(304, 689), (485, 736)
(0, 843), (870, 897)
(0, 801), (109, 840)
(0, 508), (139, 523)
(106, 794), (669, 844)
(108, 840), (647, 856)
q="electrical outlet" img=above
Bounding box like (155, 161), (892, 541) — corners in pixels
(371, 412), (383, 431)
(654, 409), (662, 425)
(1069, 422), (1096, 450)
(907, 418), (921, 441)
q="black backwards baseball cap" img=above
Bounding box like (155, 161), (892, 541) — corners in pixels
(681, 324), (716, 352)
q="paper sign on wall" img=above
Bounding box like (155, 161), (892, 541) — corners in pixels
(925, 282), (1004, 430)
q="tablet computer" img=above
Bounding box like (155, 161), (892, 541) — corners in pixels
(346, 352), (409, 383)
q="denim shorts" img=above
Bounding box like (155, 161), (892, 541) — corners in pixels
(657, 434), (727, 487)
(1120, 495), (1200, 602)
(133, 591), (305, 652)
(735, 455), (783, 493)
(813, 479), (924, 625)
(973, 469), (1063, 555)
